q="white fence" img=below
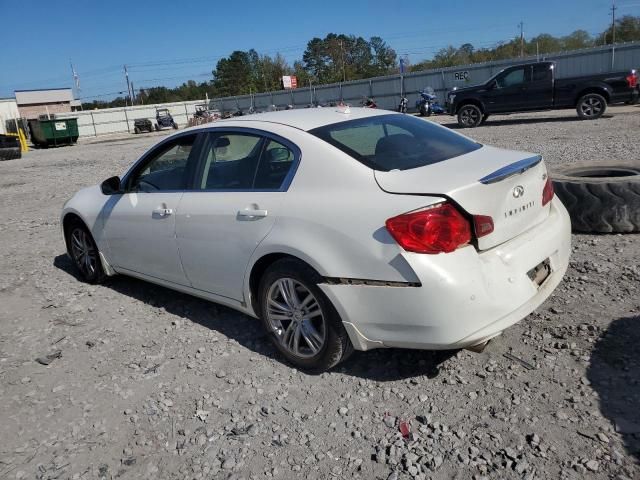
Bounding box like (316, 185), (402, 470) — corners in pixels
(54, 100), (205, 138)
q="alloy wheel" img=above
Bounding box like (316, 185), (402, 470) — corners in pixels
(580, 97), (603, 117)
(70, 227), (97, 277)
(265, 278), (326, 359)
(460, 107), (480, 126)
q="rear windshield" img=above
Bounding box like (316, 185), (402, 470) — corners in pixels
(309, 114), (481, 171)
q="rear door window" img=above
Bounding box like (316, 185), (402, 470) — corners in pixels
(310, 114), (481, 171)
(198, 133), (264, 190)
(532, 64), (552, 82)
(253, 139), (296, 189)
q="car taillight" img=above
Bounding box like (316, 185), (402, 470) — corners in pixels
(542, 177), (554, 206)
(626, 70), (638, 88)
(473, 214), (494, 238)
(385, 203), (471, 254)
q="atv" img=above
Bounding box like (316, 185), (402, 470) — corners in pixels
(134, 118), (154, 134)
(155, 108), (178, 131)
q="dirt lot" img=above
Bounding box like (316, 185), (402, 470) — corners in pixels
(0, 106), (639, 480)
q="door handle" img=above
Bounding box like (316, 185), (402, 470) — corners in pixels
(152, 207), (173, 217)
(237, 208), (268, 219)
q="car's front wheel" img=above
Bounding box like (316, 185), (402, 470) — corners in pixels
(258, 259), (353, 372)
(65, 219), (106, 284)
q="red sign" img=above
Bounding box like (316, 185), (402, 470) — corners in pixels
(282, 76), (298, 89)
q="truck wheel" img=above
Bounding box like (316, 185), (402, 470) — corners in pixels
(134, 126), (140, 134)
(552, 161), (640, 233)
(576, 93), (606, 120)
(457, 104), (483, 128)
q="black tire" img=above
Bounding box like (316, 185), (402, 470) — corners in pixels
(457, 104), (483, 128)
(552, 161), (640, 233)
(155, 124), (160, 131)
(134, 126), (140, 134)
(0, 146), (21, 161)
(257, 258), (353, 372)
(172, 122), (178, 129)
(65, 219), (106, 283)
(576, 93), (607, 120)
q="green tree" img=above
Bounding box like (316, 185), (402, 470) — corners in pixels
(597, 15), (640, 44)
(212, 50), (255, 96)
(561, 30), (593, 50)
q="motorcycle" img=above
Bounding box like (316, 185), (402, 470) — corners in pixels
(361, 97), (377, 108)
(398, 96), (408, 113)
(415, 87), (445, 116)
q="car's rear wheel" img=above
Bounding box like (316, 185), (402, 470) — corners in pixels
(258, 259), (353, 372)
(457, 104), (483, 128)
(134, 126), (140, 134)
(65, 220), (106, 283)
(576, 93), (606, 120)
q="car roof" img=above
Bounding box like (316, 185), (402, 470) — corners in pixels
(189, 106), (394, 132)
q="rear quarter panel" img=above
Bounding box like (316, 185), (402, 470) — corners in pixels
(243, 126), (446, 306)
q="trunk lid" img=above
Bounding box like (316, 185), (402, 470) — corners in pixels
(374, 145), (550, 250)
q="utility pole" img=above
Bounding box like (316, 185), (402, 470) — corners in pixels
(124, 65), (132, 107)
(611, 0), (617, 44)
(70, 61), (81, 108)
(339, 40), (346, 82)
(518, 21), (524, 57)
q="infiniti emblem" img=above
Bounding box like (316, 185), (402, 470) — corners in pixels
(513, 185), (525, 198)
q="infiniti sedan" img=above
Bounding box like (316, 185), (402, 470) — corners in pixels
(61, 107), (571, 371)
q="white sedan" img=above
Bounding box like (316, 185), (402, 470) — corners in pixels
(61, 107), (571, 371)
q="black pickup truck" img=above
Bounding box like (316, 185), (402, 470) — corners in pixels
(446, 61), (638, 127)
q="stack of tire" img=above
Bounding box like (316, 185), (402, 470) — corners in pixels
(552, 161), (640, 233)
(0, 134), (21, 161)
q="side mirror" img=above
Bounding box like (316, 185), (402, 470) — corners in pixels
(101, 176), (122, 195)
(490, 80), (498, 89)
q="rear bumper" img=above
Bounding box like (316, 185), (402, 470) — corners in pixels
(320, 197), (571, 351)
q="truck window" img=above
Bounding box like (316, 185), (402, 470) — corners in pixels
(532, 64), (552, 82)
(497, 67), (530, 88)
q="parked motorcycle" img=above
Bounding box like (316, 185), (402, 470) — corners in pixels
(361, 97), (377, 108)
(398, 95), (408, 113)
(415, 87), (445, 116)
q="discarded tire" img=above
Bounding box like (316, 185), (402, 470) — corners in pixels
(552, 161), (640, 233)
(0, 147), (21, 161)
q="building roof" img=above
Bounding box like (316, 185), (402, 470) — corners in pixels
(15, 88), (74, 105)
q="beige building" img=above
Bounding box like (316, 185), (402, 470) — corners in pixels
(15, 88), (80, 119)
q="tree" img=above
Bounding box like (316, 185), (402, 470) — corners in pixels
(300, 33), (397, 83)
(369, 36), (398, 76)
(561, 30), (593, 50)
(212, 50), (255, 96)
(597, 15), (640, 44)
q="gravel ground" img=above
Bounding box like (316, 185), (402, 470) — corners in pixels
(0, 106), (639, 480)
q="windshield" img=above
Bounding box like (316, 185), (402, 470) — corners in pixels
(309, 114), (481, 171)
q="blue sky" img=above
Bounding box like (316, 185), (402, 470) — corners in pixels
(1, 0), (636, 100)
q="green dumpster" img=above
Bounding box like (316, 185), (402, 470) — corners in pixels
(28, 118), (79, 147)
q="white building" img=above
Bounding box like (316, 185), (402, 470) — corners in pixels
(0, 98), (20, 134)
